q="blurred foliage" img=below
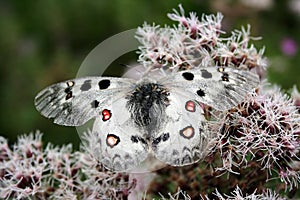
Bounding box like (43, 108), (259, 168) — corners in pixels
(0, 0), (299, 147)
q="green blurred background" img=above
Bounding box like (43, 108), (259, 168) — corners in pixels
(0, 0), (299, 148)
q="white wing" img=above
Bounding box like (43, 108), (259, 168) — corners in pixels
(34, 76), (135, 126)
(151, 91), (209, 166)
(92, 97), (148, 171)
(161, 67), (259, 111)
(152, 67), (259, 166)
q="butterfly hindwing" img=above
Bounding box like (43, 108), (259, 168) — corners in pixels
(34, 76), (134, 126)
(162, 67), (259, 111)
(92, 97), (148, 171)
(151, 90), (209, 166)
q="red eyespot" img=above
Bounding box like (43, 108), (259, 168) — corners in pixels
(106, 134), (120, 148)
(102, 109), (112, 121)
(185, 100), (196, 112)
(180, 126), (195, 139)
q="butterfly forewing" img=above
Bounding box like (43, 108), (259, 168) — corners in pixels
(162, 67), (259, 111)
(34, 76), (135, 126)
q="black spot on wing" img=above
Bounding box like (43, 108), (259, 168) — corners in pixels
(131, 135), (147, 145)
(64, 87), (72, 94)
(152, 133), (170, 147)
(80, 80), (92, 91)
(131, 135), (139, 143)
(221, 72), (229, 82)
(99, 79), (110, 90)
(182, 72), (194, 81)
(201, 69), (212, 78)
(91, 100), (99, 108)
(65, 91), (73, 100)
(152, 136), (161, 146)
(162, 133), (169, 142)
(139, 137), (147, 145)
(196, 89), (205, 97)
(64, 81), (74, 100)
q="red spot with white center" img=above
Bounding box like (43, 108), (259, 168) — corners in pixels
(102, 109), (112, 121)
(106, 134), (120, 148)
(185, 100), (196, 112)
(180, 126), (195, 139)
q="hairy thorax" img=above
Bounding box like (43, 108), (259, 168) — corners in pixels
(126, 82), (170, 133)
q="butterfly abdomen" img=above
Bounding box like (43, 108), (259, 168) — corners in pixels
(126, 82), (170, 129)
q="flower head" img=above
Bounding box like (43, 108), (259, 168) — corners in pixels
(135, 5), (267, 77)
(0, 131), (135, 199)
(210, 85), (300, 189)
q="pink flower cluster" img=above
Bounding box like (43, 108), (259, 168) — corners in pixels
(159, 186), (284, 200)
(209, 85), (300, 190)
(0, 132), (135, 199)
(136, 4), (267, 76)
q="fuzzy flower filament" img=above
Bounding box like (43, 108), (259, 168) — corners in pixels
(211, 86), (300, 189)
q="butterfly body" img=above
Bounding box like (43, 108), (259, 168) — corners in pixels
(126, 81), (170, 133)
(35, 66), (259, 171)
